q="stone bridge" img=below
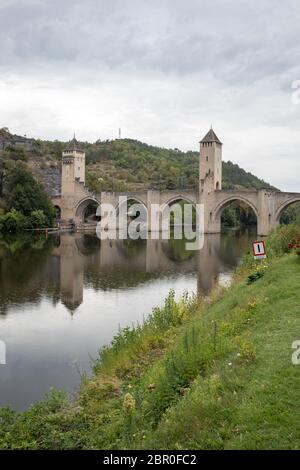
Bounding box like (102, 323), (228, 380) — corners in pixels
(51, 130), (300, 236)
(52, 181), (300, 236)
(52, 183), (199, 228)
(202, 188), (300, 236)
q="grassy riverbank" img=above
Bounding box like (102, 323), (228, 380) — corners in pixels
(0, 225), (300, 449)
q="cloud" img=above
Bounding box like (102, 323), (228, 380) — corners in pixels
(0, 0), (300, 191)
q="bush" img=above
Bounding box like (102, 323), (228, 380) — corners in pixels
(30, 210), (48, 228)
(2, 163), (55, 229)
(247, 270), (265, 284)
(0, 209), (27, 233)
(4, 146), (27, 161)
(0, 209), (50, 233)
(266, 224), (300, 256)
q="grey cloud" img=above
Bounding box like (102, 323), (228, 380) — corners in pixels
(1, 0), (300, 85)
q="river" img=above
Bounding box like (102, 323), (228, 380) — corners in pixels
(0, 228), (257, 410)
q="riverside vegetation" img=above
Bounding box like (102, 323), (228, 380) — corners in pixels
(0, 224), (299, 450)
(0, 163), (54, 233)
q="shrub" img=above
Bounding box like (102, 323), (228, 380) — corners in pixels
(266, 224), (300, 256)
(5, 163), (54, 218)
(247, 270), (265, 284)
(0, 209), (27, 233)
(287, 237), (300, 257)
(4, 146), (27, 161)
(30, 210), (48, 228)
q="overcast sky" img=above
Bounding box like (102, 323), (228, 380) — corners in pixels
(0, 0), (300, 190)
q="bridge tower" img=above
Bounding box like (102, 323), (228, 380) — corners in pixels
(61, 135), (85, 196)
(199, 128), (223, 232)
(55, 135), (87, 221)
(199, 127), (222, 195)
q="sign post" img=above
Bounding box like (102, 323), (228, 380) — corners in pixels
(252, 240), (267, 260)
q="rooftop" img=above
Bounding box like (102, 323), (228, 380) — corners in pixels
(200, 128), (222, 144)
(64, 135), (84, 152)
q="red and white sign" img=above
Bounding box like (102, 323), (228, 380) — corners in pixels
(252, 240), (267, 260)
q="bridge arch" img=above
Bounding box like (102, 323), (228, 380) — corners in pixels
(54, 204), (62, 220)
(213, 196), (259, 230)
(75, 197), (100, 221)
(160, 195), (197, 229)
(115, 195), (148, 215)
(275, 197), (300, 222)
(114, 196), (148, 230)
(214, 196), (258, 219)
(163, 194), (197, 208)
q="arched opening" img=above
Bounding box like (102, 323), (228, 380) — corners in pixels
(54, 205), (61, 220)
(217, 198), (258, 232)
(163, 197), (197, 227)
(216, 181), (220, 190)
(115, 197), (148, 232)
(84, 201), (99, 223)
(75, 199), (100, 223)
(277, 200), (300, 225)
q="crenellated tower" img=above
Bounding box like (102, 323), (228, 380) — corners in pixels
(61, 135), (85, 196)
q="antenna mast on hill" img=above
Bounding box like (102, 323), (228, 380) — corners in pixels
(118, 128), (121, 140)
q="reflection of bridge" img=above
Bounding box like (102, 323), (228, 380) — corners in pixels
(52, 232), (250, 312)
(52, 129), (300, 235)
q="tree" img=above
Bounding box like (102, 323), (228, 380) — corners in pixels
(4, 163), (54, 225)
(0, 209), (27, 233)
(30, 210), (49, 228)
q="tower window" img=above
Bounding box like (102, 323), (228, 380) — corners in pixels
(206, 156), (208, 161)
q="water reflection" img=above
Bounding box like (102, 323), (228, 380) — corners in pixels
(0, 229), (256, 409)
(0, 231), (254, 315)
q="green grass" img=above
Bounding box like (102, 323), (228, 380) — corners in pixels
(0, 226), (300, 450)
(144, 254), (300, 449)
